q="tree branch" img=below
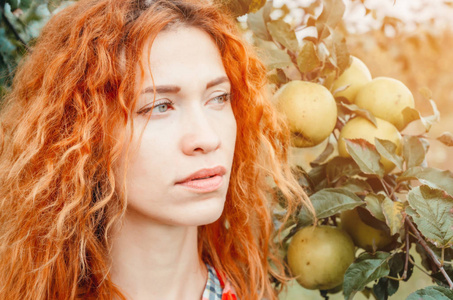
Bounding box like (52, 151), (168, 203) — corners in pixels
(406, 217), (453, 289)
(402, 223), (410, 280)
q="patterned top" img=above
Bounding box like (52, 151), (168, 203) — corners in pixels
(202, 264), (238, 300)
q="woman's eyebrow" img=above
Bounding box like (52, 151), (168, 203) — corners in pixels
(140, 76), (229, 95)
(141, 85), (181, 94)
(206, 76), (230, 89)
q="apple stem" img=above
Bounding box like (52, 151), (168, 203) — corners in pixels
(406, 217), (453, 289)
(319, 290), (329, 300)
(330, 215), (337, 227)
(385, 275), (402, 281)
(282, 224), (302, 245)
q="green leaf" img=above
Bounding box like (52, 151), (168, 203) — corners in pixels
(401, 100), (440, 132)
(326, 156), (361, 183)
(315, 0), (345, 40)
(373, 277), (399, 300)
(20, 0), (33, 10)
(281, 64), (302, 81)
(406, 185), (453, 247)
(261, 48), (292, 70)
(291, 165), (312, 191)
(364, 193), (386, 222)
(343, 252), (391, 300)
(267, 19), (299, 52)
(215, 0), (249, 17)
(320, 60), (337, 89)
(403, 136), (426, 169)
(431, 265), (453, 288)
(398, 167), (453, 197)
(356, 205), (391, 232)
(0, 28), (16, 54)
(298, 188), (363, 226)
(248, 0), (266, 13)
(330, 30), (349, 73)
(255, 40), (292, 70)
(338, 102), (378, 126)
(381, 197), (405, 236)
(297, 41), (320, 73)
(308, 163), (328, 192)
(267, 68), (289, 85)
(401, 106), (420, 129)
(310, 140), (334, 166)
(246, 1), (272, 41)
(342, 178), (372, 195)
(390, 252), (409, 279)
(375, 138), (403, 171)
(406, 286), (453, 300)
(373, 253), (409, 299)
(419, 86), (433, 100)
(322, 30), (349, 77)
(7, 0), (19, 10)
(345, 139), (385, 178)
(415, 243), (433, 274)
(419, 100), (440, 132)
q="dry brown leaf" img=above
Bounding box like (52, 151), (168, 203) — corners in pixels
(437, 132), (453, 147)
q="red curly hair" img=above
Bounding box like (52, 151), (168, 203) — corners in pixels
(0, 0), (311, 299)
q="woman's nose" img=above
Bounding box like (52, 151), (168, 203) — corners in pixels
(180, 108), (221, 155)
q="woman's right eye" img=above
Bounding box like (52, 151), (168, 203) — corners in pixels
(137, 100), (174, 115)
(154, 103), (171, 113)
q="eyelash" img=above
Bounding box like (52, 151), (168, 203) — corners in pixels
(137, 100), (174, 115)
(136, 93), (231, 115)
(211, 93), (231, 104)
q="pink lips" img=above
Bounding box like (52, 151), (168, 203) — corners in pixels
(176, 166), (226, 193)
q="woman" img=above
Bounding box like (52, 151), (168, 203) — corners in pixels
(0, 0), (311, 299)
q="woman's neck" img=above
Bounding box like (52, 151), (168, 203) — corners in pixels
(110, 211), (207, 300)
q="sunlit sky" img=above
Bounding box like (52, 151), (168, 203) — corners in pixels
(272, 0), (453, 34)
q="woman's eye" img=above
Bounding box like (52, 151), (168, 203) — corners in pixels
(154, 103), (170, 113)
(210, 93), (231, 105)
(137, 101), (173, 115)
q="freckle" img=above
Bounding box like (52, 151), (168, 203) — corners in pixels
(306, 262), (310, 266)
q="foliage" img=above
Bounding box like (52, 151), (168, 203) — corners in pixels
(0, 0), (73, 98)
(219, 0), (453, 299)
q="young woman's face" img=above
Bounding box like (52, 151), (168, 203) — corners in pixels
(121, 26), (237, 227)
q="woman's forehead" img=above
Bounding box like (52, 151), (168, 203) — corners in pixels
(139, 26), (227, 87)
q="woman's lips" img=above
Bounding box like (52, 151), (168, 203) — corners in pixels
(176, 166), (226, 193)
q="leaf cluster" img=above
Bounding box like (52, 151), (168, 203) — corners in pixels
(245, 0), (350, 90)
(0, 0), (72, 98)
(232, 1), (453, 298)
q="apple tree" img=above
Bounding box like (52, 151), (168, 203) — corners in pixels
(218, 0), (453, 299)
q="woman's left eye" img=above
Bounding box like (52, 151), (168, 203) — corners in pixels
(210, 93), (231, 105)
